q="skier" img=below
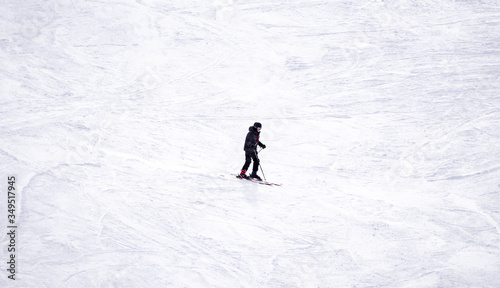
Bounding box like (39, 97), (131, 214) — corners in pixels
(238, 122), (266, 180)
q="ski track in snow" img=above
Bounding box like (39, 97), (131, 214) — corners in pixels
(1, 0), (500, 287)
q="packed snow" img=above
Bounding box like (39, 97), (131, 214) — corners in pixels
(1, 0), (500, 287)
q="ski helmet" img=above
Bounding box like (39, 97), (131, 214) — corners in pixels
(254, 122), (262, 129)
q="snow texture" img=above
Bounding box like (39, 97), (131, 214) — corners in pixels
(1, 0), (500, 287)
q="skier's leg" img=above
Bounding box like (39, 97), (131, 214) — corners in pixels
(250, 153), (261, 180)
(252, 153), (260, 173)
(241, 153), (252, 176)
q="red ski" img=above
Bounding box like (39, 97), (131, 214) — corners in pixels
(235, 175), (282, 187)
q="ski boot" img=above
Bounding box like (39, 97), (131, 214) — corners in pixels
(249, 171), (262, 181)
(238, 170), (248, 179)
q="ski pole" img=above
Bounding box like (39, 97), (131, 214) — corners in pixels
(259, 163), (267, 181)
(255, 149), (266, 181)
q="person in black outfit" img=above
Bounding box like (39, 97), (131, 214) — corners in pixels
(239, 122), (266, 180)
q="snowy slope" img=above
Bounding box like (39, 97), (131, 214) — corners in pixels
(1, 0), (500, 287)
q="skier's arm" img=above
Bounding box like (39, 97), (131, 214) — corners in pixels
(244, 133), (254, 150)
(258, 141), (266, 149)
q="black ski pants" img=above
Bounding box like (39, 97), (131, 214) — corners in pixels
(242, 151), (259, 173)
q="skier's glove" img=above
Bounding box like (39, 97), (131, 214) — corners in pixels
(260, 144), (266, 149)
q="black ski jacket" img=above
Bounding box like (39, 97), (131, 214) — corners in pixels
(244, 126), (265, 153)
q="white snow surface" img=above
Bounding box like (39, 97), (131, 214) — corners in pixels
(1, 0), (500, 287)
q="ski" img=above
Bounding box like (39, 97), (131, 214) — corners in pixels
(234, 175), (282, 186)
